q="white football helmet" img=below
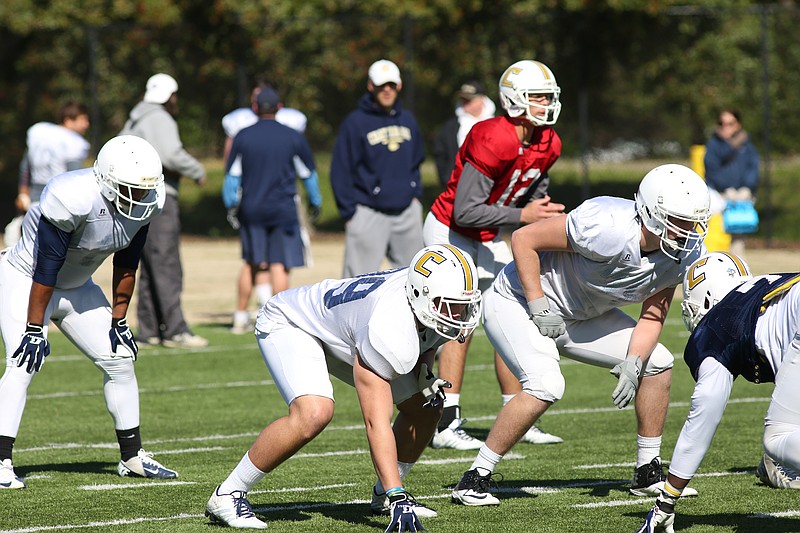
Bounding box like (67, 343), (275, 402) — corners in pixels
(634, 164), (711, 261)
(498, 60), (561, 126)
(94, 135), (164, 221)
(406, 244), (482, 342)
(682, 252), (752, 331)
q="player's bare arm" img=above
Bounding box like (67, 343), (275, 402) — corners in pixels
(510, 214), (570, 303)
(111, 267), (137, 320)
(26, 282), (55, 325)
(353, 351), (402, 491)
(628, 286), (674, 362)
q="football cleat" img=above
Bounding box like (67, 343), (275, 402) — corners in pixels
(0, 459), (26, 489)
(206, 485), (267, 529)
(630, 457), (698, 497)
(371, 487), (438, 517)
(117, 449), (178, 479)
(520, 424), (563, 445)
(756, 453), (800, 489)
(162, 331), (209, 348)
(630, 457), (667, 496)
(430, 418), (483, 450)
(451, 469), (501, 506)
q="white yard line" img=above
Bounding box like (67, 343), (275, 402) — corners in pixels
(79, 481), (197, 491)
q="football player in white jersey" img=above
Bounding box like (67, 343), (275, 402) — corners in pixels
(5, 100), (91, 247)
(205, 244), (482, 530)
(638, 252), (800, 532)
(221, 81), (322, 334)
(0, 135), (177, 490)
(450, 164), (711, 506)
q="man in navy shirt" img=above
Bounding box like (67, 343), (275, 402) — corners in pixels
(225, 86), (322, 296)
(330, 59), (425, 277)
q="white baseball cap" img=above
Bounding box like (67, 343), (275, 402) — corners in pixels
(143, 73), (178, 104)
(368, 60), (402, 86)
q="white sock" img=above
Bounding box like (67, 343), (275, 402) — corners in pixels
(501, 394), (515, 406)
(255, 283), (273, 306)
(374, 461), (415, 494)
(220, 451), (267, 494)
(636, 435), (662, 468)
(233, 310), (249, 325)
(470, 445), (503, 476)
(443, 393), (460, 409)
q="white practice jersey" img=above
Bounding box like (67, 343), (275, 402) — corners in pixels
(496, 196), (704, 320)
(6, 168), (165, 290)
(259, 268), (446, 381)
(222, 107), (309, 177)
(754, 278), (800, 375)
(25, 122), (90, 201)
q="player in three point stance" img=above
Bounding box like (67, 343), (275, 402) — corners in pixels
(451, 164), (710, 506)
(206, 244), (482, 530)
(0, 135), (177, 490)
(637, 252), (800, 532)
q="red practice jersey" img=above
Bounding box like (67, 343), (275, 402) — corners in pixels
(430, 116), (561, 242)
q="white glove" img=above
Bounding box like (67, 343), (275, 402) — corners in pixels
(527, 297), (566, 338)
(417, 363), (451, 408)
(610, 356), (642, 408)
(636, 487), (679, 533)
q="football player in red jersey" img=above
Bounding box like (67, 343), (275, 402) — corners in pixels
(423, 60), (566, 450)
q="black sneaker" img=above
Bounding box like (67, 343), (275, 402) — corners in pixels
(630, 457), (666, 496)
(451, 469), (501, 506)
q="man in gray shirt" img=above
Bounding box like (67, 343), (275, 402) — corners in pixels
(121, 73), (208, 348)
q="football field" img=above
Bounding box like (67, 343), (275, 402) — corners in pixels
(0, 239), (798, 532)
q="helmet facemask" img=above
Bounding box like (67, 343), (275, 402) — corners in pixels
(499, 60), (562, 126)
(406, 244), (483, 343)
(93, 135), (164, 222)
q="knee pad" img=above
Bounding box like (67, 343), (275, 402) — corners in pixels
(522, 370), (565, 403)
(642, 343), (674, 376)
(94, 357), (136, 383)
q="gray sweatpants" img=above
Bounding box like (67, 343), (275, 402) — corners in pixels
(342, 201), (423, 277)
(137, 194), (189, 339)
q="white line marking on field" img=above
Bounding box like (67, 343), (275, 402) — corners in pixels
(0, 513), (203, 532)
(27, 379), (274, 400)
(418, 452), (525, 465)
(251, 483), (357, 494)
(156, 446), (226, 454)
(752, 510), (800, 518)
(573, 498), (652, 508)
(22, 474), (52, 480)
(294, 449), (368, 458)
(16, 397), (772, 455)
(79, 481), (197, 491)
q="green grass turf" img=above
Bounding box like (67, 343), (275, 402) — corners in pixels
(0, 304), (796, 533)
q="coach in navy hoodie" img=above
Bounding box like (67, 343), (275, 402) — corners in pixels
(331, 59), (425, 277)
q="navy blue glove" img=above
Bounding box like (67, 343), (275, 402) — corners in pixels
(385, 491), (426, 532)
(13, 323), (49, 373)
(110, 317), (138, 360)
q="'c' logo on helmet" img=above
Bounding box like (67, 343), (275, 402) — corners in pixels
(686, 257), (708, 290)
(413, 245), (474, 292)
(500, 67), (522, 88)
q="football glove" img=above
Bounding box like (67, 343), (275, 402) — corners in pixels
(13, 322), (50, 373)
(636, 495), (676, 533)
(226, 208), (241, 230)
(527, 297), (565, 338)
(610, 356), (642, 409)
(221, 173), (242, 210)
(417, 363), (452, 408)
(385, 491), (427, 532)
(110, 317), (138, 360)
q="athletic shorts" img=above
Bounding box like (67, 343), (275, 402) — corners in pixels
(240, 222), (305, 268)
